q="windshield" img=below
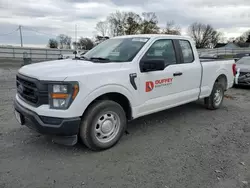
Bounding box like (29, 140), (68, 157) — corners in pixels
(237, 57), (250, 65)
(83, 37), (149, 62)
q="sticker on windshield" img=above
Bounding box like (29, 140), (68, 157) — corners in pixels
(132, 38), (149, 42)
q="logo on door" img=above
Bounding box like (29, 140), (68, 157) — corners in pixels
(145, 78), (173, 92)
(145, 81), (154, 92)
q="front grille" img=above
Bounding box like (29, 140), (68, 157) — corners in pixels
(16, 74), (49, 106)
(239, 72), (249, 77)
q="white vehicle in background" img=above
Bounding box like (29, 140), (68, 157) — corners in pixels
(60, 50), (86, 59)
(14, 34), (236, 151)
(199, 53), (218, 58)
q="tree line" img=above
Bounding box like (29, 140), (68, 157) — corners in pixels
(48, 11), (250, 50)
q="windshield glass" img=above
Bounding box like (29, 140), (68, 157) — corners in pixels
(237, 57), (250, 65)
(83, 37), (149, 62)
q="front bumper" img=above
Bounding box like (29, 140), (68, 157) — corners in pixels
(14, 98), (81, 136)
(235, 72), (250, 86)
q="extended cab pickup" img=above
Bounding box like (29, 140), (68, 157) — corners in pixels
(14, 34), (236, 150)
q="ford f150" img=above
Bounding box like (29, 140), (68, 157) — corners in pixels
(14, 34), (236, 150)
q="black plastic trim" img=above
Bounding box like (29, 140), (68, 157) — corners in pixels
(129, 73), (137, 90)
(14, 99), (81, 136)
(16, 73), (49, 107)
(172, 39), (182, 64)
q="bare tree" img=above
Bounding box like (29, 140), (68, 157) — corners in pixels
(78, 37), (94, 50)
(236, 30), (250, 43)
(57, 34), (72, 49)
(162, 21), (181, 35)
(140, 12), (160, 34)
(72, 42), (80, 49)
(96, 21), (109, 37)
(107, 11), (127, 36)
(247, 34), (250, 43)
(124, 12), (142, 35)
(227, 37), (236, 43)
(47, 39), (58, 48)
(188, 22), (221, 48)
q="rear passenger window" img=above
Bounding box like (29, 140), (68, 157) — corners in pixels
(179, 40), (194, 63)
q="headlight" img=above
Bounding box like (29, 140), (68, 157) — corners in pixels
(53, 85), (68, 93)
(48, 82), (79, 109)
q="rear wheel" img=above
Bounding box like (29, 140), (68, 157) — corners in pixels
(80, 100), (127, 151)
(204, 83), (224, 110)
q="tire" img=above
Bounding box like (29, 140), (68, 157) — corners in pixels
(204, 83), (225, 110)
(80, 100), (127, 151)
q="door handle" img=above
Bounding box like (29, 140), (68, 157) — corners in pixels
(173, 72), (183, 76)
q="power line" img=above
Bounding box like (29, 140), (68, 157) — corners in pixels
(23, 27), (58, 37)
(0, 28), (19, 37)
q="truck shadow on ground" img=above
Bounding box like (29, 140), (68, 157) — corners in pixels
(233, 85), (250, 90)
(126, 100), (206, 134)
(10, 100), (219, 154)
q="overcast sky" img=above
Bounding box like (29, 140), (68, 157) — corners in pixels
(0, 0), (250, 47)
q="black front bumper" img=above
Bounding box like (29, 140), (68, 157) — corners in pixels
(14, 99), (81, 136)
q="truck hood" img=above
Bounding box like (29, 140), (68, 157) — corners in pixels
(236, 64), (250, 72)
(18, 59), (123, 81)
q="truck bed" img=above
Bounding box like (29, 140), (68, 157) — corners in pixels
(199, 58), (235, 99)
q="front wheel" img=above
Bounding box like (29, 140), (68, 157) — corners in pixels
(80, 100), (127, 151)
(204, 83), (225, 110)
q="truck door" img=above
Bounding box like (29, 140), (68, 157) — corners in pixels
(136, 38), (201, 117)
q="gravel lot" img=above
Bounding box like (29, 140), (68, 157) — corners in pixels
(0, 66), (250, 188)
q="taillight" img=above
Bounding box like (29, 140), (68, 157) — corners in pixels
(232, 63), (236, 76)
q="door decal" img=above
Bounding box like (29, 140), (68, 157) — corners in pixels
(145, 81), (154, 92)
(145, 78), (173, 92)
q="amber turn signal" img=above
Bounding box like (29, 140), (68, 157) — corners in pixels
(50, 93), (69, 99)
(72, 84), (79, 99)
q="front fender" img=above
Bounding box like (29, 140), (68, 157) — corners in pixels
(78, 84), (134, 116)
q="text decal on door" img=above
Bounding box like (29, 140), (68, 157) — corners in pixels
(145, 78), (173, 92)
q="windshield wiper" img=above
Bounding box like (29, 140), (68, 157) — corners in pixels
(90, 57), (110, 62)
(74, 56), (90, 61)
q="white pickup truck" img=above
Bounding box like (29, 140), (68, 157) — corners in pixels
(14, 34), (236, 150)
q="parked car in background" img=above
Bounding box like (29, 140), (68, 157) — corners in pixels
(234, 53), (250, 60)
(235, 56), (250, 86)
(199, 53), (218, 59)
(234, 53), (250, 62)
(60, 50), (87, 59)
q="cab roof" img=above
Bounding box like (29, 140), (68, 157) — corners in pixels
(113, 34), (193, 41)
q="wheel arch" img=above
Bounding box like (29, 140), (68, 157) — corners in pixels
(215, 74), (228, 90)
(80, 85), (134, 120)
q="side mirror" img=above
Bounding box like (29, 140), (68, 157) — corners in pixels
(73, 51), (77, 55)
(140, 59), (165, 72)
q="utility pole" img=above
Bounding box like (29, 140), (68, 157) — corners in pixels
(75, 24), (77, 50)
(19, 25), (23, 47)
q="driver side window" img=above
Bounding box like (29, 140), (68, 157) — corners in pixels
(142, 39), (177, 67)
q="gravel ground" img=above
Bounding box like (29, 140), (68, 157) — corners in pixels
(0, 66), (250, 188)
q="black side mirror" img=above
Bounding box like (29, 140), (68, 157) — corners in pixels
(73, 51), (77, 55)
(140, 59), (165, 72)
